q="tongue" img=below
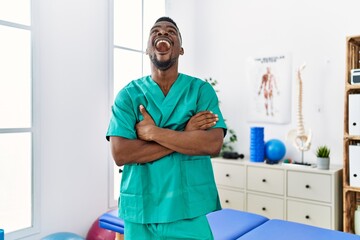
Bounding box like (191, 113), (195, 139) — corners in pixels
(156, 42), (170, 52)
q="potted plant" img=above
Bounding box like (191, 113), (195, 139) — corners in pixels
(315, 145), (330, 170)
(204, 77), (238, 156)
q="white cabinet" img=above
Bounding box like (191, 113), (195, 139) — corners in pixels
(217, 188), (245, 210)
(349, 145), (360, 188)
(247, 166), (284, 195)
(349, 94), (360, 135)
(287, 200), (332, 229)
(212, 161), (245, 188)
(212, 161), (245, 211)
(287, 171), (331, 203)
(247, 193), (284, 219)
(211, 158), (343, 230)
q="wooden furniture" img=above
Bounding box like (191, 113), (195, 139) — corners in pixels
(343, 35), (360, 233)
(211, 158), (343, 230)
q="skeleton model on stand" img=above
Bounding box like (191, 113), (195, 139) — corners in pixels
(287, 64), (312, 164)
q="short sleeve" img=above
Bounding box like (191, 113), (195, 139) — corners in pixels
(106, 89), (137, 141)
(197, 82), (227, 136)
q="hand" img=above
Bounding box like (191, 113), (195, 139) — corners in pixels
(185, 111), (218, 131)
(136, 105), (156, 141)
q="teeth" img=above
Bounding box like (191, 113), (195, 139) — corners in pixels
(156, 39), (171, 47)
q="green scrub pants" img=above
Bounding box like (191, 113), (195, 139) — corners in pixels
(124, 215), (214, 240)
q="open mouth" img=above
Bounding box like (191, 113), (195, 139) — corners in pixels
(154, 38), (172, 53)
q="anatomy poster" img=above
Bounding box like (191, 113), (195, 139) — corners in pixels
(247, 54), (292, 124)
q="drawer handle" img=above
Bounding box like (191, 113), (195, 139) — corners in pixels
(305, 215), (310, 219)
(262, 207), (266, 211)
(305, 184), (310, 189)
(226, 174), (230, 177)
(225, 200), (229, 203)
(262, 179), (267, 183)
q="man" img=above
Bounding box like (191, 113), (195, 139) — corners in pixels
(106, 17), (227, 239)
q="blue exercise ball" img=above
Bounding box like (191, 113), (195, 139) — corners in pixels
(41, 232), (84, 240)
(265, 139), (286, 162)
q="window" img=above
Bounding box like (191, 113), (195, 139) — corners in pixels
(0, 1), (39, 239)
(109, 0), (165, 207)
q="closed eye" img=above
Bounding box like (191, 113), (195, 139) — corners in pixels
(150, 29), (159, 35)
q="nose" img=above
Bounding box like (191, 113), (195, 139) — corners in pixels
(157, 29), (168, 36)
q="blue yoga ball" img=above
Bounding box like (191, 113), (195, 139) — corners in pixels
(265, 139), (286, 162)
(41, 232), (84, 240)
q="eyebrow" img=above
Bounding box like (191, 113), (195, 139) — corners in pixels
(150, 24), (178, 33)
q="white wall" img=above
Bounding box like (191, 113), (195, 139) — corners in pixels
(167, 0), (360, 165)
(18, 0), (360, 238)
(25, 0), (111, 239)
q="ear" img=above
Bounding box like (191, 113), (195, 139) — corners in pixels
(180, 47), (184, 55)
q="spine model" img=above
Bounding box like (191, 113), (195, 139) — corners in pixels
(287, 64), (312, 152)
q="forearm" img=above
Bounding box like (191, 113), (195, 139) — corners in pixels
(135, 106), (223, 157)
(110, 137), (173, 166)
(149, 128), (224, 156)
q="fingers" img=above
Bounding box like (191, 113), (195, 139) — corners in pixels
(194, 111), (217, 119)
(139, 105), (149, 118)
(200, 114), (218, 129)
(187, 111), (218, 131)
(197, 111), (218, 125)
(198, 121), (217, 130)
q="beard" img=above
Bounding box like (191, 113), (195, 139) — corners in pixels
(150, 54), (177, 71)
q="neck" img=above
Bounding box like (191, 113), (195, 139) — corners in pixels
(151, 64), (179, 96)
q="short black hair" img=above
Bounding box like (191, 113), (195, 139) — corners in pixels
(155, 17), (179, 29)
(154, 16), (182, 43)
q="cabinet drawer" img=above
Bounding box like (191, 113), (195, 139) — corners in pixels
(287, 171), (331, 203)
(247, 166), (284, 195)
(287, 200), (331, 229)
(218, 188), (245, 211)
(212, 162), (245, 188)
(247, 193), (284, 219)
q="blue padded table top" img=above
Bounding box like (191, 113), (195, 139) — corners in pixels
(207, 209), (268, 240)
(238, 219), (360, 240)
(99, 208), (268, 239)
(99, 209), (124, 234)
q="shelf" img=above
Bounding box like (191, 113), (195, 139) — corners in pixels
(344, 185), (360, 192)
(344, 34), (360, 233)
(346, 84), (360, 92)
(344, 135), (360, 141)
(347, 35), (360, 44)
(343, 191), (360, 233)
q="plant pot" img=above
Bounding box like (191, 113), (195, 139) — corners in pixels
(317, 157), (330, 170)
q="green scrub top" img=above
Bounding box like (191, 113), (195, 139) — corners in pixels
(106, 73), (227, 224)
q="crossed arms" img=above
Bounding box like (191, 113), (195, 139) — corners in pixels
(110, 105), (224, 166)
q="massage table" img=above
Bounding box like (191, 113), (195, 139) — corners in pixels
(99, 208), (359, 240)
(99, 208), (267, 239)
(238, 219), (360, 240)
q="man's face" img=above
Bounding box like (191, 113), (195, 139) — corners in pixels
(146, 21), (184, 71)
